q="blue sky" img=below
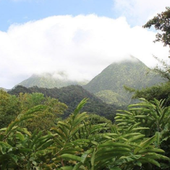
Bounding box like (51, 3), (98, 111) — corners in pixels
(0, 0), (115, 31)
(1, 0), (166, 31)
(0, 0), (170, 88)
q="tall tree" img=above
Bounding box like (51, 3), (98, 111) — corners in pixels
(143, 7), (170, 80)
(143, 7), (170, 46)
(0, 90), (21, 128)
(132, 7), (170, 101)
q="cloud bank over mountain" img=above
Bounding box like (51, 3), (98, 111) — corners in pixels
(0, 14), (169, 88)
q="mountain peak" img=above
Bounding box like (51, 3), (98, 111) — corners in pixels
(113, 55), (144, 65)
(17, 72), (88, 88)
(123, 55), (142, 62)
(84, 57), (166, 105)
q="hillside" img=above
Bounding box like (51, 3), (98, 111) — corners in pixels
(9, 85), (122, 121)
(0, 87), (9, 92)
(84, 57), (166, 105)
(18, 73), (88, 88)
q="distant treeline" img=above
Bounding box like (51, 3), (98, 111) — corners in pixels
(9, 85), (123, 121)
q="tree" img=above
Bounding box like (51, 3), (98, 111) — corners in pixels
(143, 7), (170, 47)
(17, 93), (67, 132)
(0, 98), (169, 169)
(115, 98), (170, 169)
(0, 104), (53, 169)
(0, 90), (21, 128)
(143, 7), (170, 81)
(49, 99), (169, 170)
(131, 7), (170, 100)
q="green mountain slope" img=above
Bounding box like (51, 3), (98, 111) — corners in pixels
(9, 85), (122, 121)
(84, 57), (166, 105)
(0, 87), (9, 92)
(18, 73), (88, 88)
(95, 90), (127, 105)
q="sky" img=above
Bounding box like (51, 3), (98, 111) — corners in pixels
(0, 0), (170, 89)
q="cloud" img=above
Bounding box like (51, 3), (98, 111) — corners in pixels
(0, 14), (169, 88)
(113, 0), (170, 25)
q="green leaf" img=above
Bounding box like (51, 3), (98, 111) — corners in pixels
(99, 141), (131, 149)
(15, 131), (25, 141)
(140, 157), (160, 167)
(91, 149), (96, 168)
(81, 153), (88, 163)
(73, 162), (83, 170)
(73, 98), (88, 116)
(109, 168), (122, 170)
(128, 134), (145, 142)
(134, 135), (156, 154)
(61, 154), (81, 162)
(60, 166), (73, 170)
(138, 148), (165, 154)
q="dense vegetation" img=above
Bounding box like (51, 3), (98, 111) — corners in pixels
(0, 90), (170, 169)
(84, 57), (166, 106)
(1, 7), (170, 170)
(16, 56), (166, 107)
(9, 85), (121, 121)
(18, 73), (88, 88)
(132, 7), (170, 106)
(0, 90), (67, 131)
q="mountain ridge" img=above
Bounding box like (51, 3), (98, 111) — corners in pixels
(18, 73), (88, 88)
(12, 57), (166, 106)
(83, 58), (166, 105)
(9, 85), (121, 121)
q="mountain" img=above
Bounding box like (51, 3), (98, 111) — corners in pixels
(18, 73), (88, 88)
(9, 85), (122, 121)
(95, 90), (127, 106)
(0, 87), (9, 92)
(84, 57), (166, 105)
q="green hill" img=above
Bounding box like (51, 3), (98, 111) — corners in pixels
(9, 85), (122, 121)
(95, 90), (127, 105)
(84, 57), (166, 105)
(0, 87), (9, 92)
(18, 73), (88, 88)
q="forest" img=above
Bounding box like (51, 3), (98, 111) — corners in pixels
(0, 7), (170, 170)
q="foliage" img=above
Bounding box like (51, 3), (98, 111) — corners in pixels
(115, 98), (170, 138)
(0, 90), (21, 128)
(9, 85), (119, 121)
(132, 7), (170, 114)
(84, 58), (166, 105)
(95, 90), (127, 106)
(115, 98), (170, 169)
(151, 55), (170, 81)
(18, 73), (86, 88)
(1, 85), (170, 169)
(1, 7), (170, 169)
(0, 104), (53, 169)
(18, 93), (67, 132)
(49, 98), (170, 170)
(143, 7), (170, 81)
(0, 89), (67, 132)
(1, 97), (169, 169)
(143, 7), (170, 46)
(132, 82), (170, 106)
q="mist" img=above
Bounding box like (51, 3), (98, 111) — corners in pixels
(0, 14), (169, 88)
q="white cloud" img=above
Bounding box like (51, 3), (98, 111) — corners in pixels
(0, 14), (169, 88)
(113, 0), (170, 25)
